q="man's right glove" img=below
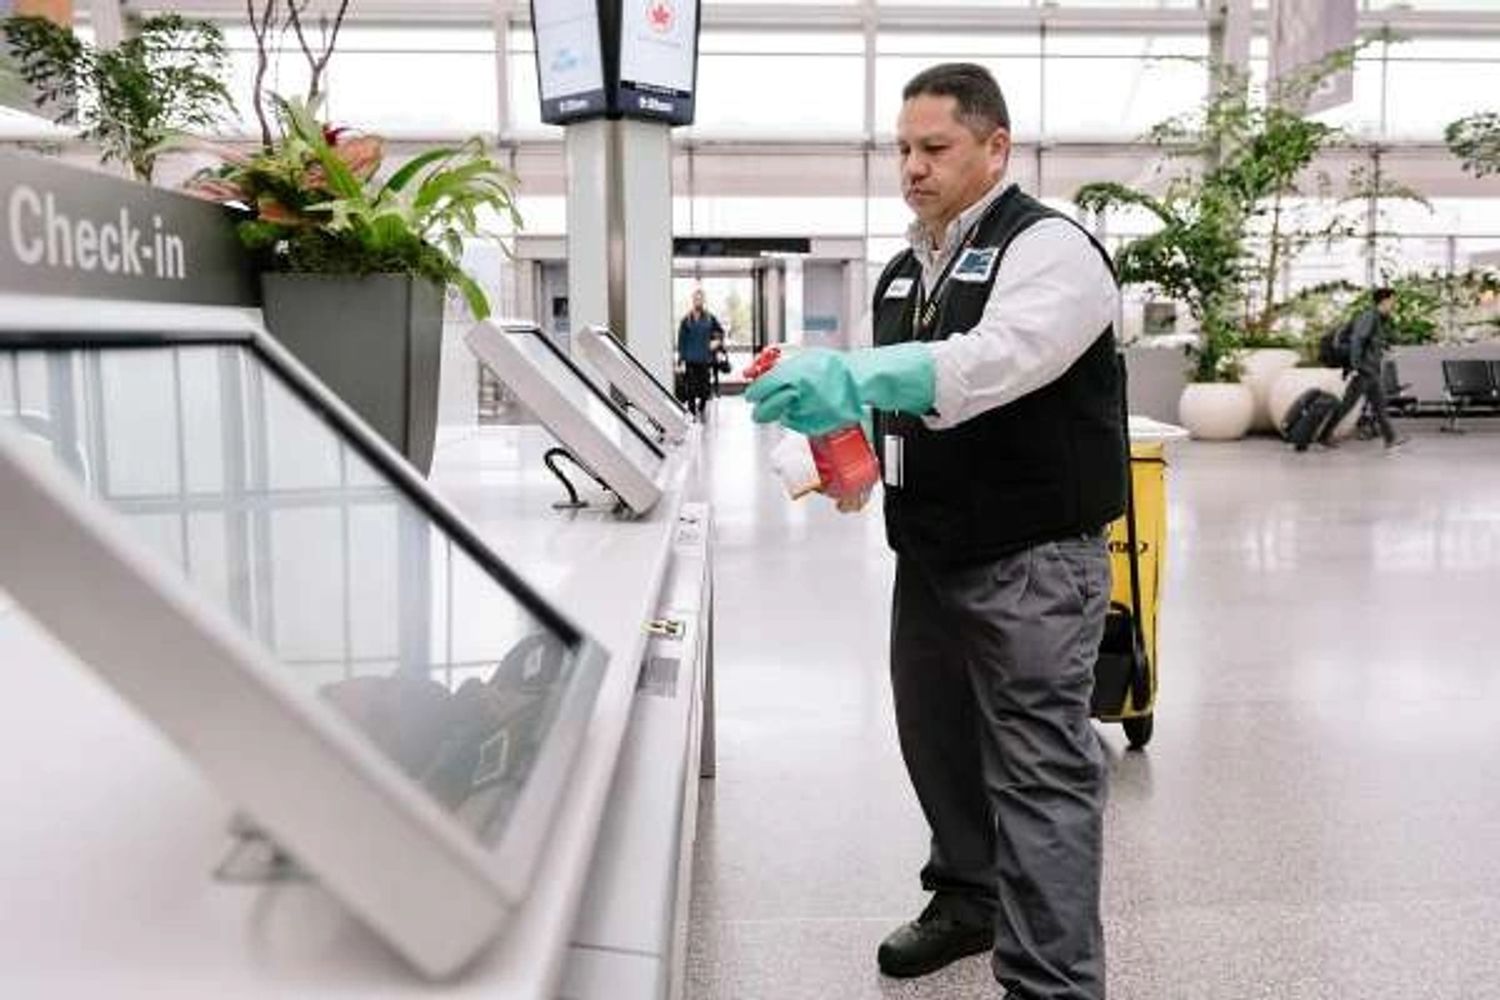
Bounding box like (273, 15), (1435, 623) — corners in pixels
(745, 343), (936, 436)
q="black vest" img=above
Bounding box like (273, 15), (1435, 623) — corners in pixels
(872, 185), (1126, 566)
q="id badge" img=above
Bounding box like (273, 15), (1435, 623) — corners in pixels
(883, 434), (904, 489)
(952, 246), (999, 283)
(884, 277), (915, 300)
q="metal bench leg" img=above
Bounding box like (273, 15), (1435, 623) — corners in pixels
(1442, 402), (1465, 434)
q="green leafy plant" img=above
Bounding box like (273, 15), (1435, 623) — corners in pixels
(1277, 269), (1500, 363)
(1386, 269), (1500, 344)
(1075, 41), (1419, 380)
(1, 14), (234, 182)
(1374, 280), (1441, 346)
(1190, 315), (1245, 383)
(184, 97), (521, 319)
(1445, 112), (1500, 178)
(1266, 279), (1361, 364)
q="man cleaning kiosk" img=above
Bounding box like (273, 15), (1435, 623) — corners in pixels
(746, 63), (1126, 1000)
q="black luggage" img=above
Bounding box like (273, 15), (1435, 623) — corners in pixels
(1281, 388), (1341, 451)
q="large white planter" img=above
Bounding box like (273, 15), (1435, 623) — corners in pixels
(1268, 367), (1359, 440)
(1178, 382), (1255, 441)
(1238, 348), (1301, 433)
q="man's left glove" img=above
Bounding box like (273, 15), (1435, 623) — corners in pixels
(745, 343), (936, 437)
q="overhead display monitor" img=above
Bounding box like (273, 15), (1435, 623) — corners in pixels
(0, 328), (609, 980)
(466, 320), (667, 515)
(614, 0), (701, 125)
(574, 324), (690, 444)
(528, 0), (700, 126)
(531, 0), (608, 124)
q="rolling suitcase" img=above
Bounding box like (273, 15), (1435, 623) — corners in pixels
(1282, 388), (1341, 451)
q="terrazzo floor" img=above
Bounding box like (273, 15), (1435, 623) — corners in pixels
(685, 401), (1500, 1000)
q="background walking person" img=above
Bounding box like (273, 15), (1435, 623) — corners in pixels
(677, 288), (724, 420)
(1319, 287), (1407, 450)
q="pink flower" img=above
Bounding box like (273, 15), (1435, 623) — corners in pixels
(304, 135), (383, 192)
(257, 196), (303, 225)
(183, 174), (247, 204)
(336, 135), (383, 180)
(175, 136), (253, 166)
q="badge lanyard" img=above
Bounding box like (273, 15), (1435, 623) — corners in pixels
(909, 188), (1013, 340)
(911, 226), (980, 341)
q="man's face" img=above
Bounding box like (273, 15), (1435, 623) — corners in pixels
(897, 94), (1009, 234)
(1378, 296), (1396, 316)
(692, 290), (705, 311)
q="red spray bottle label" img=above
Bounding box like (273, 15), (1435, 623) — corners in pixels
(742, 347), (880, 501)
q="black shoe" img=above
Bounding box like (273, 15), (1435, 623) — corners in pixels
(876, 898), (994, 979)
(1318, 438), (1339, 449)
(1385, 435), (1409, 450)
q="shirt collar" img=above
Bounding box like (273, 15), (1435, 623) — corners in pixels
(905, 179), (1013, 265)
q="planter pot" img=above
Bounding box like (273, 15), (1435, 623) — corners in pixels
(1237, 348), (1300, 433)
(261, 273), (444, 474)
(1178, 382), (1254, 441)
(1268, 367), (1358, 440)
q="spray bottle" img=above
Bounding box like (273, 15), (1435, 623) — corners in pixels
(743, 346), (881, 502)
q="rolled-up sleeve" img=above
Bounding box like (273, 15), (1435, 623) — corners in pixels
(924, 219), (1119, 430)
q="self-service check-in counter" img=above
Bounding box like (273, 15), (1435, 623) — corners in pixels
(0, 150), (712, 1000)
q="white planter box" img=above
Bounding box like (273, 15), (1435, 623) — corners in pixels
(1238, 348), (1300, 433)
(1268, 367), (1359, 440)
(1178, 382), (1255, 441)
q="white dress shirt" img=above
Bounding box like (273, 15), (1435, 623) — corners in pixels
(860, 180), (1120, 431)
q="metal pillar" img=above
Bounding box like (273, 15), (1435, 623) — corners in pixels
(564, 118), (675, 388)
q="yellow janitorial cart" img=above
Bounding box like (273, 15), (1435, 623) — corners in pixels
(1091, 415), (1182, 750)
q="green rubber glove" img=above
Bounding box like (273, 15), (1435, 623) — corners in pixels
(845, 342), (936, 417)
(745, 344), (936, 437)
(745, 349), (863, 436)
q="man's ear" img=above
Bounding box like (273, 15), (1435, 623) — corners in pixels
(989, 128), (1012, 177)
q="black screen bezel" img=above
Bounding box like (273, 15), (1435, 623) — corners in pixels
(0, 327), (586, 649)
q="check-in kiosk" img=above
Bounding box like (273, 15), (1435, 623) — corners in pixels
(0, 151), (711, 999)
(465, 319), (673, 515)
(574, 324), (692, 446)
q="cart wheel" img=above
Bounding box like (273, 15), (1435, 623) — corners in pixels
(1122, 714), (1153, 750)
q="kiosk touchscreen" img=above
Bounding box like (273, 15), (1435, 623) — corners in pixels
(465, 320), (668, 515)
(574, 325), (690, 445)
(0, 327), (609, 979)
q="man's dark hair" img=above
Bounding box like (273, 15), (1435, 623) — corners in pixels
(1373, 287), (1396, 304)
(902, 62), (1010, 135)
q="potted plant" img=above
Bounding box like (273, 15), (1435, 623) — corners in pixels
(1073, 161), (1256, 438)
(1, 13), (235, 182)
(1177, 312), (1255, 440)
(1075, 43), (1416, 439)
(184, 97), (522, 473)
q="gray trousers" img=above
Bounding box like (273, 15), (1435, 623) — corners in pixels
(891, 534), (1111, 1000)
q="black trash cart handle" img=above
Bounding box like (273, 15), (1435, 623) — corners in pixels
(1117, 353), (1150, 713)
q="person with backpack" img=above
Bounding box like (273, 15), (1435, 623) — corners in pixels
(1318, 287), (1407, 450)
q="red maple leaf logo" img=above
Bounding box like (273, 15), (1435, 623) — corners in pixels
(647, 0), (673, 33)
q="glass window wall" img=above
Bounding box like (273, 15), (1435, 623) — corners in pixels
(1042, 37), (1208, 137)
(691, 31), (865, 136)
(877, 55), (1044, 135)
(322, 27), (498, 135)
(177, 7), (1500, 303)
